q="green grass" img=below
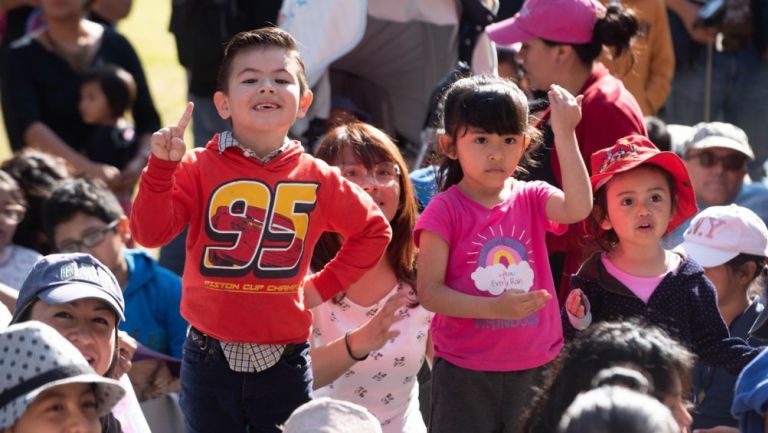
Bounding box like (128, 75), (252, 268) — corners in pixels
(0, 1), (188, 160)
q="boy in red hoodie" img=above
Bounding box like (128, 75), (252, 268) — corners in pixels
(130, 27), (391, 433)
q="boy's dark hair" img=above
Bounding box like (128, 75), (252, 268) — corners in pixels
(437, 75), (541, 191)
(0, 169), (27, 209)
(589, 165), (677, 251)
(42, 178), (124, 246)
(543, 4), (640, 66)
(645, 116), (672, 152)
(216, 26), (309, 96)
(558, 386), (679, 433)
(81, 65), (137, 119)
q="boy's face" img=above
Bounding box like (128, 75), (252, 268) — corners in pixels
(9, 383), (101, 433)
(0, 187), (25, 251)
(29, 298), (118, 376)
(79, 82), (113, 126)
(214, 47), (313, 137)
(53, 213), (127, 277)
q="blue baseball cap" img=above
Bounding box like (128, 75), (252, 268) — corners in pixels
(12, 253), (125, 324)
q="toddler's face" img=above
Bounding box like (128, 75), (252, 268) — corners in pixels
(0, 187), (25, 251)
(79, 82), (113, 126)
(7, 383), (101, 433)
(600, 166), (673, 246)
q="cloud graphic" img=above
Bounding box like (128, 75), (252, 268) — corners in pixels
(471, 262), (535, 295)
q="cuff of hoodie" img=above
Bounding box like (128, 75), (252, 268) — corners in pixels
(307, 270), (344, 301)
(143, 155), (179, 192)
(567, 294), (592, 331)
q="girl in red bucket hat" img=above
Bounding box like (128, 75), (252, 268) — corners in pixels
(564, 135), (763, 429)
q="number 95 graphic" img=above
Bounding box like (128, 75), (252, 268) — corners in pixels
(201, 180), (318, 278)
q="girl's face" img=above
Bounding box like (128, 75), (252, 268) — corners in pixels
(6, 383), (101, 433)
(517, 38), (559, 91)
(0, 187), (25, 252)
(29, 298), (117, 376)
(336, 147), (401, 222)
(600, 166), (673, 248)
(79, 82), (113, 126)
(443, 127), (526, 195)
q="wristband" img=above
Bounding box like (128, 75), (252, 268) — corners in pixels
(344, 331), (369, 361)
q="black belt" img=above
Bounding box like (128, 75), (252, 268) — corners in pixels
(187, 326), (301, 358)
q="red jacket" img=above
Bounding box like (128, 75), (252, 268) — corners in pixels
(130, 137), (392, 344)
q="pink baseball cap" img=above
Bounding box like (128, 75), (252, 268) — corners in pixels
(486, 0), (606, 45)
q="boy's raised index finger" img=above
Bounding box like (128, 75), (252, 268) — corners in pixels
(176, 101), (195, 132)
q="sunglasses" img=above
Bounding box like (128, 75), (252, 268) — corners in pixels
(686, 151), (746, 172)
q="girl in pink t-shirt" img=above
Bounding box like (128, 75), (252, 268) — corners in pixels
(414, 75), (592, 433)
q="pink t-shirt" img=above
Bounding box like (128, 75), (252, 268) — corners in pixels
(600, 253), (682, 304)
(414, 181), (566, 371)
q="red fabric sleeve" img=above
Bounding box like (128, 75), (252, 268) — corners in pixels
(307, 174), (392, 301)
(130, 154), (195, 248)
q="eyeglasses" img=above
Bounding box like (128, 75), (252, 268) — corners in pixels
(0, 205), (25, 224)
(686, 151), (747, 171)
(339, 162), (401, 186)
(58, 220), (120, 253)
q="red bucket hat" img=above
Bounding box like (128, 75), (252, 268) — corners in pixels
(590, 135), (698, 233)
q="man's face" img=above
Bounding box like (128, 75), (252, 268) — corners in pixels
(684, 147), (748, 207)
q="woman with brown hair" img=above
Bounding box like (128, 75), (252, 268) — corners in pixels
(4, 0), (159, 191)
(310, 122), (432, 433)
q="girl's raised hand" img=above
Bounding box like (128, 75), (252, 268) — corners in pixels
(151, 102), (194, 162)
(565, 288), (586, 319)
(548, 84), (583, 138)
(496, 290), (551, 320)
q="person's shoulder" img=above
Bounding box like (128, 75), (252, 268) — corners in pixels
(10, 245), (42, 263)
(573, 251), (603, 280)
(99, 24), (129, 45)
(421, 187), (459, 211)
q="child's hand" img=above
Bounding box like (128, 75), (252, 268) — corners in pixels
(347, 292), (408, 358)
(151, 102), (193, 162)
(496, 290), (551, 320)
(565, 289), (586, 319)
(548, 84), (583, 138)
(112, 331), (138, 379)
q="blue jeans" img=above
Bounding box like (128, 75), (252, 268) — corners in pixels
(664, 46), (768, 179)
(179, 334), (313, 433)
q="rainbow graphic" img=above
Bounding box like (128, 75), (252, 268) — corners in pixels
(477, 237), (528, 268)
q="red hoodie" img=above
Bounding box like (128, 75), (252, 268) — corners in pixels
(130, 136), (392, 344)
